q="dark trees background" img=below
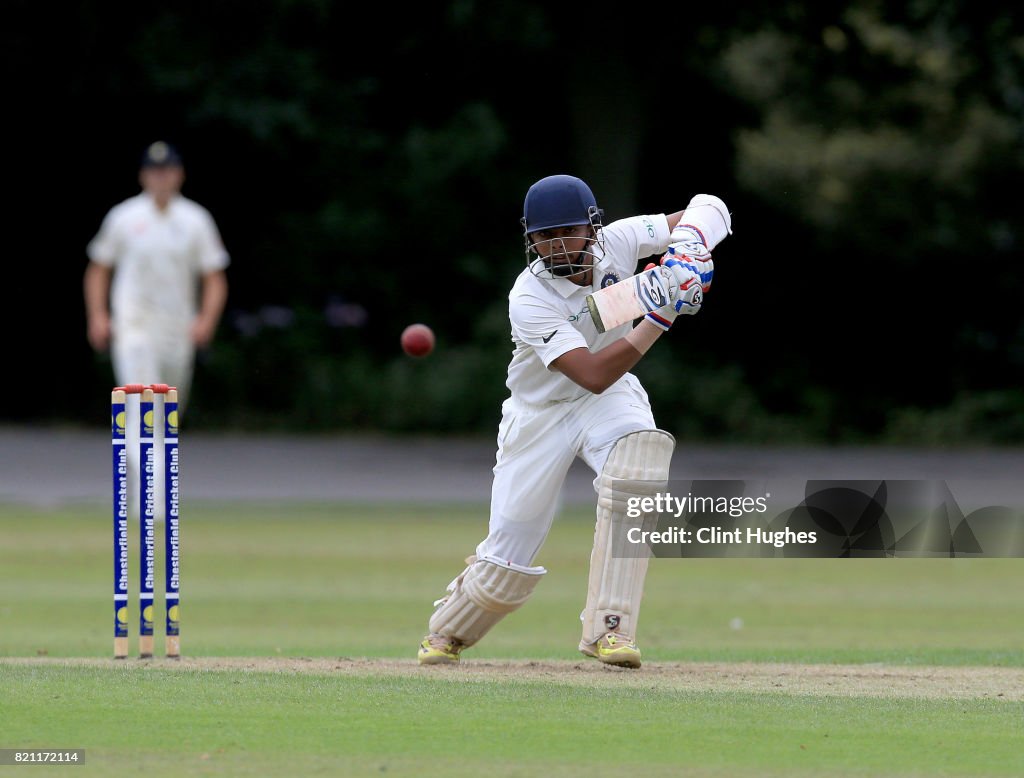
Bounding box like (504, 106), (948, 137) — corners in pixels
(5, 1), (1022, 443)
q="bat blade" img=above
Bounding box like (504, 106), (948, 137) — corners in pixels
(586, 267), (672, 333)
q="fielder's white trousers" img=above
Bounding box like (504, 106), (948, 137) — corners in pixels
(477, 373), (657, 567)
(112, 325), (193, 523)
(111, 325), (195, 412)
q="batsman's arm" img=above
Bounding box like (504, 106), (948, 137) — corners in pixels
(665, 208), (687, 232)
(550, 319), (665, 395)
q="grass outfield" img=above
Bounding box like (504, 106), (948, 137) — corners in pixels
(1, 501), (1023, 776)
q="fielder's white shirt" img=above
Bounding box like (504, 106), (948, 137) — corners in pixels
(87, 193), (230, 331)
(505, 214), (672, 406)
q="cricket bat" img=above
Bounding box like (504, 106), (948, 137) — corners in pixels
(586, 266), (674, 333)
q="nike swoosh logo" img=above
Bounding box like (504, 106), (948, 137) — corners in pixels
(542, 331), (558, 343)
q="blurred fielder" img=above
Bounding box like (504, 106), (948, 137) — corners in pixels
(419, 174), (731, 668)
(84, 141), (230, 406)
(84, 141), (230, 518)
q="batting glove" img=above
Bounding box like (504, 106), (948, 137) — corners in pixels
(643, 260), (703, 331)
(665, 224), (714, 292)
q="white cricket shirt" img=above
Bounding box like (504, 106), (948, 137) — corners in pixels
(87, 193), (230, 330)
(505, 214), (672, 406)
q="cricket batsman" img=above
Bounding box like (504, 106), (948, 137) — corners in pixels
(418, 175), (731, 668)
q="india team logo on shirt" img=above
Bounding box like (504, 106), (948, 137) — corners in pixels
(600, 272), (620, 288)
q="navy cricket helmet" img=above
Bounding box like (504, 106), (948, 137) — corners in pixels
(521, 175), (605, 279)
(522, 175), (603, 233)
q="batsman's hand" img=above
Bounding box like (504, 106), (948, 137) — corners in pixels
(665, 220), (715, 292)
(664, 245), (713, 295)
(669, 222), (711, 256)
(664, 258), (704, 313)
(643, 260), (703, 331)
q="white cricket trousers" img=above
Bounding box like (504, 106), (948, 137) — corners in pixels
(477, 373), (657, 567)
(112, 326), (195, 412)
(112, 326), (194, 522)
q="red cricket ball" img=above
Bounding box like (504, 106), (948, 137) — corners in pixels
(400, 323), (435, 358)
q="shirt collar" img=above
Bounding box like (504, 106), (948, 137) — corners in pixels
(544, 274), (591, 298)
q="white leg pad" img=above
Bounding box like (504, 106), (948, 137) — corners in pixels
(429, 555), (546, 647)
(581, 429), (675, 645)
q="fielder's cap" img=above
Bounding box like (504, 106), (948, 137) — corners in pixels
(140, 141), (183, 168)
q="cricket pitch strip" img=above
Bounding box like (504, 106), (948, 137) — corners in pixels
(4, 657), (1021, 701)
